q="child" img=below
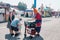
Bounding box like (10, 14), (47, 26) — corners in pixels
(10, 18), (22, 37)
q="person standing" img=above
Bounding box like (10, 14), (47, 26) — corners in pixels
(7, 10), (15, 36)
(7, 12), (13, 35)
(33, 8), (42, 36)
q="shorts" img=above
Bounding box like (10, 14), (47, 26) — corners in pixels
(35, 27), (41, 33)
(36, 20), (42, 23)
(7, 21), (11, 29)
(11, 26), (19, 31)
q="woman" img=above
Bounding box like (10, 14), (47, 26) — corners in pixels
(33, 8), (42, 36)
(30, 8), (42, 37)
(7, 10), (15, 36)
(7, 12), (13, 35)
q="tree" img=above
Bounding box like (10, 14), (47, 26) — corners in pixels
(18, 2), (27, 10)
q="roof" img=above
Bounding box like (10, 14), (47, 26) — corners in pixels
(25, 10), (33, 12)
(0, 2), (10, 8)
(0, 6), (9, 8)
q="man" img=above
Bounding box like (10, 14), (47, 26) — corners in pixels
(33, 8), (42, 36)
(10, 18), (22, 37)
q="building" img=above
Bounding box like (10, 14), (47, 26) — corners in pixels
(0, 2), (10, 22)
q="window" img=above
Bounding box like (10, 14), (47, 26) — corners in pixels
(0, 8), (5, 13)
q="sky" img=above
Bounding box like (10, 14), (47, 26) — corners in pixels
(0, 0), (60, 11)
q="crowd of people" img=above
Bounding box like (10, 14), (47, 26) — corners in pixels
(7, 8), (42, 38)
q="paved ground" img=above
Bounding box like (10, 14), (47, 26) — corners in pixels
(0, 17), (60, 40)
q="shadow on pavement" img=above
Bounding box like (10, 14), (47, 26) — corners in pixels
(5, 34), (20, 40)
(23, 35), (44, 40)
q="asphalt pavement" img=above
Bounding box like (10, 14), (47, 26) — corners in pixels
(0, 17), (60, 40)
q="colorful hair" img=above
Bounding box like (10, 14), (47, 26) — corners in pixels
(33, 8), (38, 14)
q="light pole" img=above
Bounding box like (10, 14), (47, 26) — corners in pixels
(34, 0), (36, 8)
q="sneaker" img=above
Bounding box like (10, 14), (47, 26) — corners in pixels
(35, 34), (40, 37)
(29, 36), (33, 39)
(15, 33), (20, 37)
(11, 33), (14, 36)
(37, 34), (40, 36)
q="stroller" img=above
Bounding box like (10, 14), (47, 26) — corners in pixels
(24, 21), (36, 38)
